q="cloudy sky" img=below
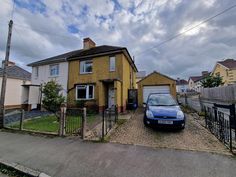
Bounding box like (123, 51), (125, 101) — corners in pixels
(0, 0), (236, 79)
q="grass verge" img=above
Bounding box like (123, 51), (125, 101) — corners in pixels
(6, 115), (96, 133)
(0, 164), (29, 177)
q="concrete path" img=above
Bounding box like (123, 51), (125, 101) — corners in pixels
(0, 131), (235, 177)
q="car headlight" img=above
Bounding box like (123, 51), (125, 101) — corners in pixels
(146, 110), (154, 118)
(177, 111), (184, 119)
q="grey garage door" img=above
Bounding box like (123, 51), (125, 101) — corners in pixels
(143, 85), (170, 103)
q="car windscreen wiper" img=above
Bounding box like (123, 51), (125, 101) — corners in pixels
(150, 104), (169, 106)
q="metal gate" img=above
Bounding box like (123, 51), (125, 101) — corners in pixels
(102, 106), (118, 139)
(65, 108), (83, 135)
(204, 104), (236, 153)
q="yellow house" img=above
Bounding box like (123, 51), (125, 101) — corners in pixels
(212, 59), (236, 85)
(67, 38), (138, 113)
(137, 71), (176, 106)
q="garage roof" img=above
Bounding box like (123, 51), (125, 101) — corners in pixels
(137, 71), (175, 84)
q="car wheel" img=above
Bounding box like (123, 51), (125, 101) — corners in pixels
(143, 118), (148, 127)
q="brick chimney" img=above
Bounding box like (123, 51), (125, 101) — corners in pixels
(202, 71), (209, 76)
(83, 37), (96, 49)
(2, 60), (15, 68)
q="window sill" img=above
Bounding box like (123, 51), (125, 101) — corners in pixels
(48, 75), (59, 78)
(79, 72), (93, 75)
(76, 98), (95, 101)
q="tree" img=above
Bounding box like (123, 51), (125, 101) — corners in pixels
(201, 75), (224, 88)
(41, 80), (65, 119)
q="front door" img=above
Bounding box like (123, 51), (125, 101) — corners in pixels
(108, 86), (115, 108)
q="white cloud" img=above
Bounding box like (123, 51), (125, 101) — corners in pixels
(0, 0), (235, 80)
(179, 21), (207, 36)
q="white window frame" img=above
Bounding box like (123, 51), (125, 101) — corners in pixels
(76, 85), (94, 100)
(49, 64), (59, 76)
(109, 56), (116, 72)
(80, 60), (93, 74)
(35, 67), (39, 78)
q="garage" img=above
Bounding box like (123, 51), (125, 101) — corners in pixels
(143, 85), (170, 103)
(137, 71), (176, 106)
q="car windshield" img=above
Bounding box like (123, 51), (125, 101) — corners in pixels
(147, 94), (177, 106)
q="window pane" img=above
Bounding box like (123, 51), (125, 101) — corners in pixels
(88, 85), (94, 99)
(85, 61), (92, 72)
(80, 61), (84, 73)
(77, 86), (86, 99)
(50, 64), (59, 76)
(110, 57), (115, 71)
(35, 67), (38, 77)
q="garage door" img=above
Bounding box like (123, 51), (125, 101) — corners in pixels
(143, 85), (170, 103)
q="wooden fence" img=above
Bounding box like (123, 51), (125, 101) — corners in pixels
(201, 85), (236, 103)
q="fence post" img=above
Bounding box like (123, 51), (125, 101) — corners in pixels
(199, 95), (203, 112)
(82, 107), (86, 140)
(184, 93), (188, 105)
(102, 109), (105, 141)
(59, 104), (66, 136)
(204, 106), (207, 127)
(229, 104), (235, 152)
(115, 105), (118, 123)
(20, 109), (24, 130)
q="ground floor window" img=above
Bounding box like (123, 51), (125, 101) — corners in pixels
(76, 85), (94, 100)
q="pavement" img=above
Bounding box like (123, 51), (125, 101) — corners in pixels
(0, 131), (235, 177)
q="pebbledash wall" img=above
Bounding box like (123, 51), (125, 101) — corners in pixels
(67, 53), (136, 113)
(29, 62), (68, 109)
(0, 77), (31, 109)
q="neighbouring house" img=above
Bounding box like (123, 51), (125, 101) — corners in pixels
(27, 49), (71, 110)
(176, 78), (188, 93)
(136, 71), (146, 83)
(188, 71), (210, 92)
(67, 38), (138, 113)
(0, 61), (31, 110)
(137, 71), (176, 106)
(136, 71), (146, 88)
(211, 59), (236, 85)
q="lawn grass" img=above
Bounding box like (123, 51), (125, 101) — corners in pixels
(7, 114), (96, 134)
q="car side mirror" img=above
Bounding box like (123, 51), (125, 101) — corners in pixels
(143, 103), (147, 108)
(178, 102), (182, 106)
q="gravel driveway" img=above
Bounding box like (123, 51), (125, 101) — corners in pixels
(109, 109), (230, 155)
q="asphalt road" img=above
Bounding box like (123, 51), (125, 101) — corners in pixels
(0, 131), (235, 177)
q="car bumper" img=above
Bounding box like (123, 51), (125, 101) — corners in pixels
(144, 117), (185, 128)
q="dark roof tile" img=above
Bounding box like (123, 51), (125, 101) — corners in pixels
(218, 59), (236, 69)
(176, 79), (188, 85)
(0, 66), (31, 81)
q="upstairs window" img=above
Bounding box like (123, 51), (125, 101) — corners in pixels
(50, 64), (59, 76)
(109, 56), (115, 71)
(76, 85), (94, 100)
(35, 67), (39, 77)
(80, 60), (93, 74)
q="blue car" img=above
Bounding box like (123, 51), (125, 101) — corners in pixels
(143, 93), (185, 129)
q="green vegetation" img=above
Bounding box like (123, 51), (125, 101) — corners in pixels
(41, 80), (65, 118)
(8, 115), (96, 133)
(0, 164), (29, 177)
(201, 75), (224, 88)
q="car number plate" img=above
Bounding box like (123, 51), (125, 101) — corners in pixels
(158, 120), (173, 124)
